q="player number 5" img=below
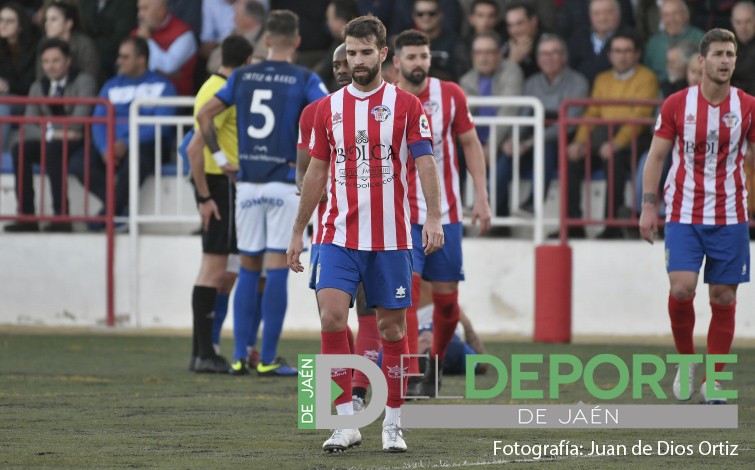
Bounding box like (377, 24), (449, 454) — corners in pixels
(247, 89), (275, 139)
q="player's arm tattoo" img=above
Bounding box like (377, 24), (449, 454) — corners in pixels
(642, 193), (657, 204)
(200, 122), (221, 154)
(196, 98), (225, 154)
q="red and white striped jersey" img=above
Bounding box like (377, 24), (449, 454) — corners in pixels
(655, 85), (755, 225)
(309, 82), (434, 250)
(298, 98), (327, 244)
(405, 78), (475, 225)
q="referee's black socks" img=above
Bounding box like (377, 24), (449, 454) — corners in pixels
(192, 285), (218, 359)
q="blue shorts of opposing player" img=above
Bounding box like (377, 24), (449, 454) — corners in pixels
(411, 222), (464, 281)
(315, 243), (413, 309)
(665, 222), (750, 284)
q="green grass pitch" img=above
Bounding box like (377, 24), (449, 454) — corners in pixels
(0, 332), (752, 469)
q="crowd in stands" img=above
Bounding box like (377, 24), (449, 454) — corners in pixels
(1, 0), (754, 238)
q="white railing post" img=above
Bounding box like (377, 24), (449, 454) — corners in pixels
(466, 96), (546, 242)
(128, 96), (195, 327)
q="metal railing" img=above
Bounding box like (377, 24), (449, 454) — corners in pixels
(466, 96), (547, 242)
(0, 96), (117, 325)
(556, 98), (663, 244)
(128, 96), (195, 326)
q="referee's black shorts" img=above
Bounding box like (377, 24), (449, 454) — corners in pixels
(197, 174), (238, 255)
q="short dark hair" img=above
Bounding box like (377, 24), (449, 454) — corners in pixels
(608, 29), (642, 53)
(38, 37), (71, 58)
(471, 0), (499, 14)
(382, 46), (395, 69)
(393, 29), (429, 52)
(242, 0), (266, 22)
(699, 28), (737, 57)
(414, 0), (440, 8)
(121, 36), (150, 62)
(344, 15), (387, 50)
(330, 0), (359, 22)
(266, 9), (299, 38)
(472, 30), (502, 49)
(505, 1), (535, 18)
(45, 0), (81, 31)
(221, 35), (254, 68)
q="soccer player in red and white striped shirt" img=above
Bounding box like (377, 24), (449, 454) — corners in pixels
(392, 30), (491, 398)
(296, 44), (382, 413)
(287, 16), (444, 453)
(640, 29), (753, 405)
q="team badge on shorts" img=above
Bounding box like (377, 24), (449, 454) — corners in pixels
(722, 112), (739, 129)
(395, 285), (406, 299)
(371, 105), (391, 122)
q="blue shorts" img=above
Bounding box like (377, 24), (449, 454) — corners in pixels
(665, 222), (750, 284)
(411, 222), (465, 281)
(308, 243), (320, 290)
(315, 243), (413, 309)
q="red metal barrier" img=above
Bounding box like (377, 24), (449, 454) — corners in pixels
(0, 96), (116, 327)
(557, 98), (664, 244)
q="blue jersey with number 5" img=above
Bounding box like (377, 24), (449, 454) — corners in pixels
(215, 60), (327, 183)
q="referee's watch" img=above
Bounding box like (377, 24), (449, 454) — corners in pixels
(197, 194), (212, 204)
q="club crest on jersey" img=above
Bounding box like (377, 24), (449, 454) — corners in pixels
(332, 111), (343, 126)
(722, 112), (739, 129)
(355, 129), (369, 144)
(419, 114), (431, 138)
(685, 114), (696, 124)
(370, 105), (391, 122)
(423, 100), (439, 116)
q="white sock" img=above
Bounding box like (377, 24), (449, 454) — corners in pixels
(213, 344), (221, 355)
(383, 406), (401, 427)
(336, 402), (354, 416)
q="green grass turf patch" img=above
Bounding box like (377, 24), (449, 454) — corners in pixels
(0, 334), (752, 469)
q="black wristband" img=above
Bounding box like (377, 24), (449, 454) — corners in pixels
(196, 194), (212, 204)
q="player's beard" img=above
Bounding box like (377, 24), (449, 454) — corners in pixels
(352, 63), (381, 86)
(401, 66), (427, 85)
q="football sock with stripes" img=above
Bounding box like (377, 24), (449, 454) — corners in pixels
(192, 285), (217, 359)
(233, 268), (260, 361)
(260, 268), (288, 365)
(322, 329), (352, 406)
(668, 293), (696, 355)
(381, 335), (409, 408)
(353, 314), (380, 391)
(431, 290), (460, 361)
